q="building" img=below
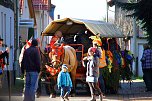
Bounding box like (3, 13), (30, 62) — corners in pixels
(19, 0), (54, 48)
(109, 0), (147, 76)
(19, 0), (36, 44)
(0, 0), (14, 71)
(32, 0), (53, 47)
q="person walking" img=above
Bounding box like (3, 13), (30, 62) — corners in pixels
(92, 41), (106, 95)
(140, 43), (152, 92)
(57, 64), (72, 101)
(21, 39), (41, 101)
(83, 47), (103, 101)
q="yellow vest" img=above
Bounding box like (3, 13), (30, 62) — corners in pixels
(99, 49), (107, 68)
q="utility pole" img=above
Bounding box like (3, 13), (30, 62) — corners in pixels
(14, 0), (19, 82)
(106, 0), (109, 22)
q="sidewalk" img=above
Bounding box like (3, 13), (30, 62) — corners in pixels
(0, 79), (152, 101)
(116, 80), (152, 101)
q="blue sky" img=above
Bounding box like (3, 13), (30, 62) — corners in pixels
(52, 0), (115, 20)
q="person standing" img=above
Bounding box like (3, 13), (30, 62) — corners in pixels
(57, 64), (72, 101)
(83, 47), (103, 101)
(19, 39), (32, 97)
(140, 44), (152, 92)
(0, 38), (9, 88)
(92, 41), (106, 95)
(21, 39), (41, 101)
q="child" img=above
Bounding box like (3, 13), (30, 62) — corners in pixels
(57, 64), (72, 101)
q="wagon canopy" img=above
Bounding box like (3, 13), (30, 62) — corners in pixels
(42, 18), (125, 38)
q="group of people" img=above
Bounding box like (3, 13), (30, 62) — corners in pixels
(18, 29), (152, 101)
(19, 30), (106, 101)
(20, 31), (72, 101)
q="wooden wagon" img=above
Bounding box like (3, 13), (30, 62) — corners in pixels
(40, 18), (132, 95)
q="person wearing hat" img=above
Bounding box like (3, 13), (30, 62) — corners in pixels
(83, 47), (103, 101)
(21, 39), (41, 101)
(0, 38), (9, 88)
(92, 41), (106, 96)
(57, 64), (72, 101)
(0, 38), (9, 58)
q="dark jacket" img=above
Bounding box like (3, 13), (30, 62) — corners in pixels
(0, 51), (8, 59)
(21, 46), (41, 73)
(86, 56), (99, 77)
(141, 49), (152, 69)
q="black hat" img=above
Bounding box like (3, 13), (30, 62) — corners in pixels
(0, 37), (3, 41)
(31, 39), (38, 46)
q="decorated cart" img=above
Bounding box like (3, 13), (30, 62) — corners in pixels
(41, 18), (133, 95)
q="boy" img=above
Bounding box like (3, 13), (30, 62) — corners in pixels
(57, 64), (72, 101)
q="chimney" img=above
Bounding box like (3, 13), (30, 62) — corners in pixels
(57, 15), (60, 19)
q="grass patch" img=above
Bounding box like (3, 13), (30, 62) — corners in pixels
(135, 76), (143, 80)
(132, 76), (143, 80)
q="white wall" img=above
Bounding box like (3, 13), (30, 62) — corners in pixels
(19, 27), (28, 41)
(21, 0), (30, 19)
(35, 10), (52, 48)
(130, 37), (147, 77)
(0, 5), (14, 70)
(137, 39), (147, 76)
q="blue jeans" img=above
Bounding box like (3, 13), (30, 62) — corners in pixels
(24, 72), (39, 101)
(99, 68), (105, 94)
(60, 86), (71, 97)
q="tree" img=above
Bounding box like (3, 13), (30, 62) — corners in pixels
(115, 0), (152, 46)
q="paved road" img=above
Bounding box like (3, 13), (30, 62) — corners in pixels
(0, 80), (152, 101)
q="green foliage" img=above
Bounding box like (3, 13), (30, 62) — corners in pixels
(116, 0), (152, 46)
(128, 0), (136, 3)
(135, 76), (143, 80)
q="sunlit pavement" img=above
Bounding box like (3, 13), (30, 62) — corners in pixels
(0, 80), (152, 101)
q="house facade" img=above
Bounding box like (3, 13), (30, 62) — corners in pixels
(0, 0), (14, 70)
(113, 0), (147, 76)
(32, 0), (52, 47)
(19, 0), (36, 44)
(19, 0), (53, 48)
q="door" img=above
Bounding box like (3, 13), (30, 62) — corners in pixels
(138, 44), (144, 76)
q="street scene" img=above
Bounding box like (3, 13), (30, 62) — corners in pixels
(0, 79), (152, 101)
(0, 0), (152, 101)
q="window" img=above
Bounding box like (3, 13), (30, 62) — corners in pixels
(1, 12), (3, 38)
(4, 14), (6, 43)
(10, 17), (12, 46)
